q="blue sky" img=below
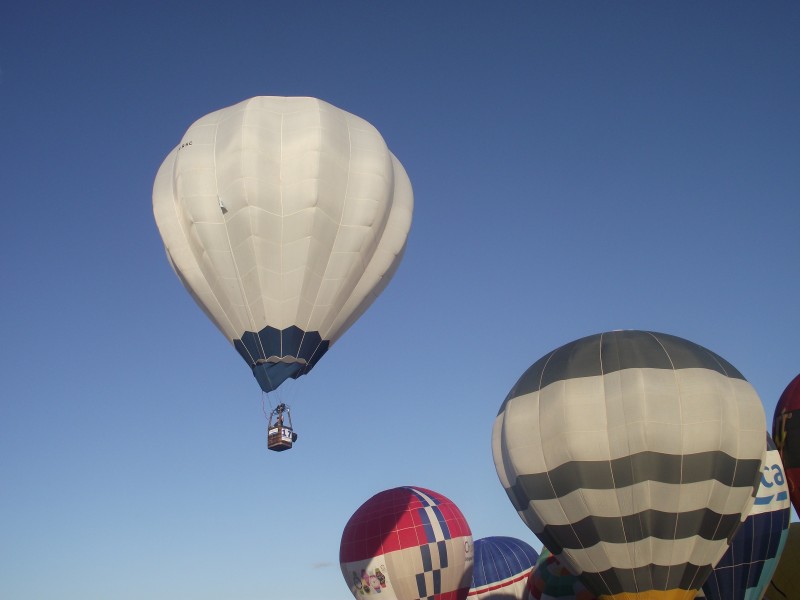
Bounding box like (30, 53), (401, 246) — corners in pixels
(1, 2), (798, 599)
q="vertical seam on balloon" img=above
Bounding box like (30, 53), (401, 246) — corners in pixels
(243, 100), (272, 369)
(706, 360), (750, 593)
(721, 375), (743, 599)
(278, 103), (286, 358)
(215, 100), (268, 366)
(300, 99), (350, 369)
(319, 149), (396, 342)
(244, 100), (267, 361)
(409, 488), (425, 575)
(498, 541), (511, 591)
(530, 350), (558, 545)
(292, 101), (308, 360)
(166, 137), (246, 361)
(649, 331), (682, 593)
(536, 349), (563, 527)
(702, 348), (750, 560)
(478, 541), (487, 594)
(705, 344), (733, 569)
(594, 330), (625, 596)
(711, 353), (763, 581)
(638, 338), (655, 593)
(540, 344), (607, 594)
(188, 122), (252, 356)
(610, 331), (642, 595)
(748, 508), (757, 597)
(296, 102), (332, 374)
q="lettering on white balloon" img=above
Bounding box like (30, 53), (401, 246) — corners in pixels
(755, 463), (789, 504)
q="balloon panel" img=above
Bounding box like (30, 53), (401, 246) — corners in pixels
(493, 331), (766, 598)
(340, 487), (473, 600)
(469, 536), (538, 599)
(153, 96), (413, 392)
(773, 373), (800, 515)
(525, 548), (595, 600)
(701, 435), (791, 600)
(765, 522), (800, 600)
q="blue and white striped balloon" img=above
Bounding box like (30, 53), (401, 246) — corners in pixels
(469, 536), (539, 599)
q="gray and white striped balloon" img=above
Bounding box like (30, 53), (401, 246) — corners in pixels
(492, 330), (766, 600)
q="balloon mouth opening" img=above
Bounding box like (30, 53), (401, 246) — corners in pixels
(255, 356), (308, 366)
(253, 361), (307, 393)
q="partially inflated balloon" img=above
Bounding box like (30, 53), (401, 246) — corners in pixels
(525, 548), (596, 600)
(469, 536), (538, 599)
(764, 522), (799, 600)
(773, 374), (800, 515)
(493, 330), (766, 599)
(153, 96), (413, 393)
(701, 434), (791, 599)
(340, 486), (473, 600)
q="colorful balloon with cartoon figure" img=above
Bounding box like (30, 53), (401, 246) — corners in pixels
(493, 330), (767, 599)
(773, 373), (800, 515)
(340, 486), (473, 600)
(153, 96), (413, 395)
(701, 434), (791, 599)
(525, 547), (596, 600)
(468, 536), (538, 599)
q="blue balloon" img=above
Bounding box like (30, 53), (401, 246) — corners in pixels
(701, 434), (791, 600)
(470, 536), (539, 599)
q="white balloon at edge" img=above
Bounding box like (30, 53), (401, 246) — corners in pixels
(153, 96), (413, 393)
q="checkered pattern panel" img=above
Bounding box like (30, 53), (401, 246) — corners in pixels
(413, 540), (452, 598)
(340, 486), (472, 563)
(409, 487), (471, 540)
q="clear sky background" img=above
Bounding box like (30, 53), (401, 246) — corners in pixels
(1, 3), (798, 599)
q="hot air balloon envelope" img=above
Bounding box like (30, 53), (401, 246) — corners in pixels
(153, 96), (413, 393)
(701, 434), (791, 599)
(765, 522), (800, 600)
(773, 373), (800, 515)
(340, 486), (473, 600)
(469, 536), (538, 599)
(525, 548), (596, 600)
(492, 330), (766, 599)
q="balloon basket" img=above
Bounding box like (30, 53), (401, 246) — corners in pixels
(267, 425), (298, 452)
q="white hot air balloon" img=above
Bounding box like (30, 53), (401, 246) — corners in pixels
(153, 96), (413, 449)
